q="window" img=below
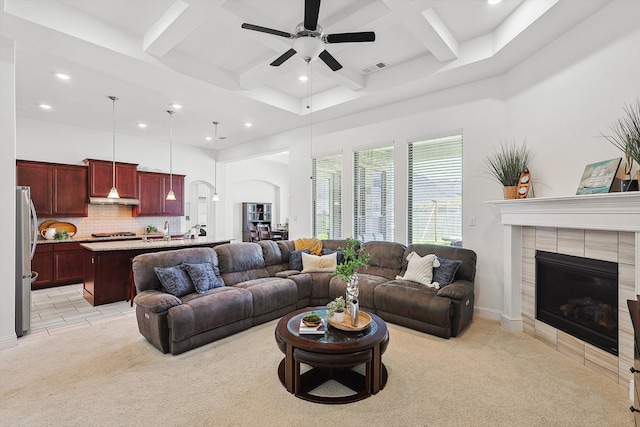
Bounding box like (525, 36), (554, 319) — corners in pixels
(408, 134), (463, 246)
(312, 154), (342, 239)
(354, 145), (394, 242)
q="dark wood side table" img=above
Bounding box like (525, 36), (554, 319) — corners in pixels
(275, 307), (389, 404)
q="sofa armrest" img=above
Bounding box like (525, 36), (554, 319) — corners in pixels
(134, 290), (182, 313)
(436, 280), (473, 301)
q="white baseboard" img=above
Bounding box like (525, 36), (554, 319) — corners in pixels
(0, 333), (17, 351)
(473, 306), (502, 321)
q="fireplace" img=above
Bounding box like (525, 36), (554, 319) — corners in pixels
(536, 250), (618, 356)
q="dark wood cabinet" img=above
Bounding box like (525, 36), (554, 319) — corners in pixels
(17, 161), (53, 216)
(32, 242), (83, 289)
(84, 158), (138, 199)
(242, 202), (272, 242)
(52, 165), (88, 216)
(53, 242), (84, 283)
(32, 244), (53, 289)
(134, 171), (184, 216)
(17, 160), (88, 217)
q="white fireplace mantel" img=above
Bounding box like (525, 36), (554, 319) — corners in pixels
(487, 192), (640, 332)
(488, 192), (640, 232)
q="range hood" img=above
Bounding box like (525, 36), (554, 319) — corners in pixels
(89, 197), (139, 206)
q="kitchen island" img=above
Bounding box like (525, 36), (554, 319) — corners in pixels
(81, 237), (231, 306)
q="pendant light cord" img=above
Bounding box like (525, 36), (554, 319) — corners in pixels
(109, 96), (118, 189)
(167, 110), (174, 193)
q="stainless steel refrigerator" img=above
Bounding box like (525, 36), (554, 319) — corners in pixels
(16, 186), (38, 337)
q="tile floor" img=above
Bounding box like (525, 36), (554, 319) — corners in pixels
(26, 283), (136, 340)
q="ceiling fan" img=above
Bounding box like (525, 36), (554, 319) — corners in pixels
(241, 0), (375, 71)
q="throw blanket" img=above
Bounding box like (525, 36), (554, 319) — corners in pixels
(294, 238), (323, 256)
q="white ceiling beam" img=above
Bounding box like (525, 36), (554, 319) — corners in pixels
(383, 1), (458, 62)
(143, 0), (212, 57)
(313, 62), (364, 91)
(492, 0), (559, 54)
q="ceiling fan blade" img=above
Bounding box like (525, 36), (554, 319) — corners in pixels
(304, 0), (321, 31)
(241, 23), (294, 39)
(318, 49), (342, 71)
(326, 32), (376, 43)
(270, 49), (297, 66)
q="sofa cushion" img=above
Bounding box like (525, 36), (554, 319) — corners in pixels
(154, 265), (195, 297)
(321, 248), (345, 264)
(329, 273), (387, 310)
(183, 262), (224, 293)
(359, 241), (406, 280)
(215, 243), (269, 286)
(233, 277), (298, 317)
(395, 252), (440, 287)
(433, 256), (463, 288)
(301, 252), (337, 273)
(289, 249), (310, 271)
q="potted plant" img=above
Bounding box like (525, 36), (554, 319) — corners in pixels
(600, 98), (640, 190)
(335, 237), (370, 325)
(326, 296), (346, 322)
(483, 139), (533, 199)
(335, 237), (370, 283)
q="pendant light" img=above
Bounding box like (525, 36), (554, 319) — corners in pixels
(107, 96), (120, 199)
(166, 110), (176, 201)
(211, 121), (220, 202)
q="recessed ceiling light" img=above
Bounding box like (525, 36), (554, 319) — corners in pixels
(299, 75), (308, 82)
(487, 0), (502, 5)
(170, 103), (182, 109)
(137, 123), (147, 128)
(55, 73), (71, 80)
(205, 136), (212, 141)
(244, 122), (253, 127)
(39, 104), (52, 110)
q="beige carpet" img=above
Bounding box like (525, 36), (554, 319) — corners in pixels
(0, 316), (632, 427)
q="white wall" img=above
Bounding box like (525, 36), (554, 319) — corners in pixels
(0, 37), (17, 349)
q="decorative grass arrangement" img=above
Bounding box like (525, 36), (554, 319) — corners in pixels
(483, 139), (533, 187)
(600, 98), (640, 177)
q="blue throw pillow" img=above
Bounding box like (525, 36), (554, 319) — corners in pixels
(154, 265), (195, 297)
(321, 248), (345, 265)
(289, 249), (310, 271)
(183, 262), (224, 293)
(432, 256), (463, 287)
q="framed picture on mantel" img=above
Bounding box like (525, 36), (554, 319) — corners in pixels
(576, 157), (621, 195)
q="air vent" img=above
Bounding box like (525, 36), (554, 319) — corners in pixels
(362, 62), (388, 74)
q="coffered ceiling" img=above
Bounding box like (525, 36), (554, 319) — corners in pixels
(0, 0), (612, 150)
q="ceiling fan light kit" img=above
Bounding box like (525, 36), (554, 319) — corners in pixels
(242, 0), (375, 71)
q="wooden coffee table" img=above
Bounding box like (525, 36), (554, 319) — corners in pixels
(275, 307), (389, 404)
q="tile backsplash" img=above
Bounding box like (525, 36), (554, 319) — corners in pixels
(41, 205), (184, 237)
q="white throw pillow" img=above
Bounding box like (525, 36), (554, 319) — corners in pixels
(395, 252), (441, 288)
(301, 251), (337, 273)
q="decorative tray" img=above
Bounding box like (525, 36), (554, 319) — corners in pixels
(328, 311), (372, 332)
(39, 220), (77, 237)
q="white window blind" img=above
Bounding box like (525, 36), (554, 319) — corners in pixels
(408, 134), (463, 246)
(353, 146), (394, 242)
(312, 154), (342, 239)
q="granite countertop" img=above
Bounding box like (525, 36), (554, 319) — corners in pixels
(80, 236), (232, 251)
(37, 235), (142, 244)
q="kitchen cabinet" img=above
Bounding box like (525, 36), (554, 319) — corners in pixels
(32, 242), (84, 289)
(134, 171), (184, 216)
(32, 244), (53, 289)
(84, 158), (138, 199)
(17, 161), (52, 216)
(17, 160), (88, 217)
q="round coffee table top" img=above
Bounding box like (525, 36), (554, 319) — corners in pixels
(276, 307), (387, 354)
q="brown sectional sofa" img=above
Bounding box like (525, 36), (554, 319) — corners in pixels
(132, 239), (476, 354)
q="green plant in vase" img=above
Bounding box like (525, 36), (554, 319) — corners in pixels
(335, 237), (370, 325)
(326, 296), (346, 322)
(483, 139), (533, 199)
(600, 98), (640, 188)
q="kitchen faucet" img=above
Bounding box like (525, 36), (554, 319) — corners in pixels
(163, 220), (170, 241)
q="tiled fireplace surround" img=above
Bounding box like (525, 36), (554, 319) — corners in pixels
(489, 193), (640, 390)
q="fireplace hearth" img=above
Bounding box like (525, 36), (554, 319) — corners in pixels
(536, 250), (618, 355)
